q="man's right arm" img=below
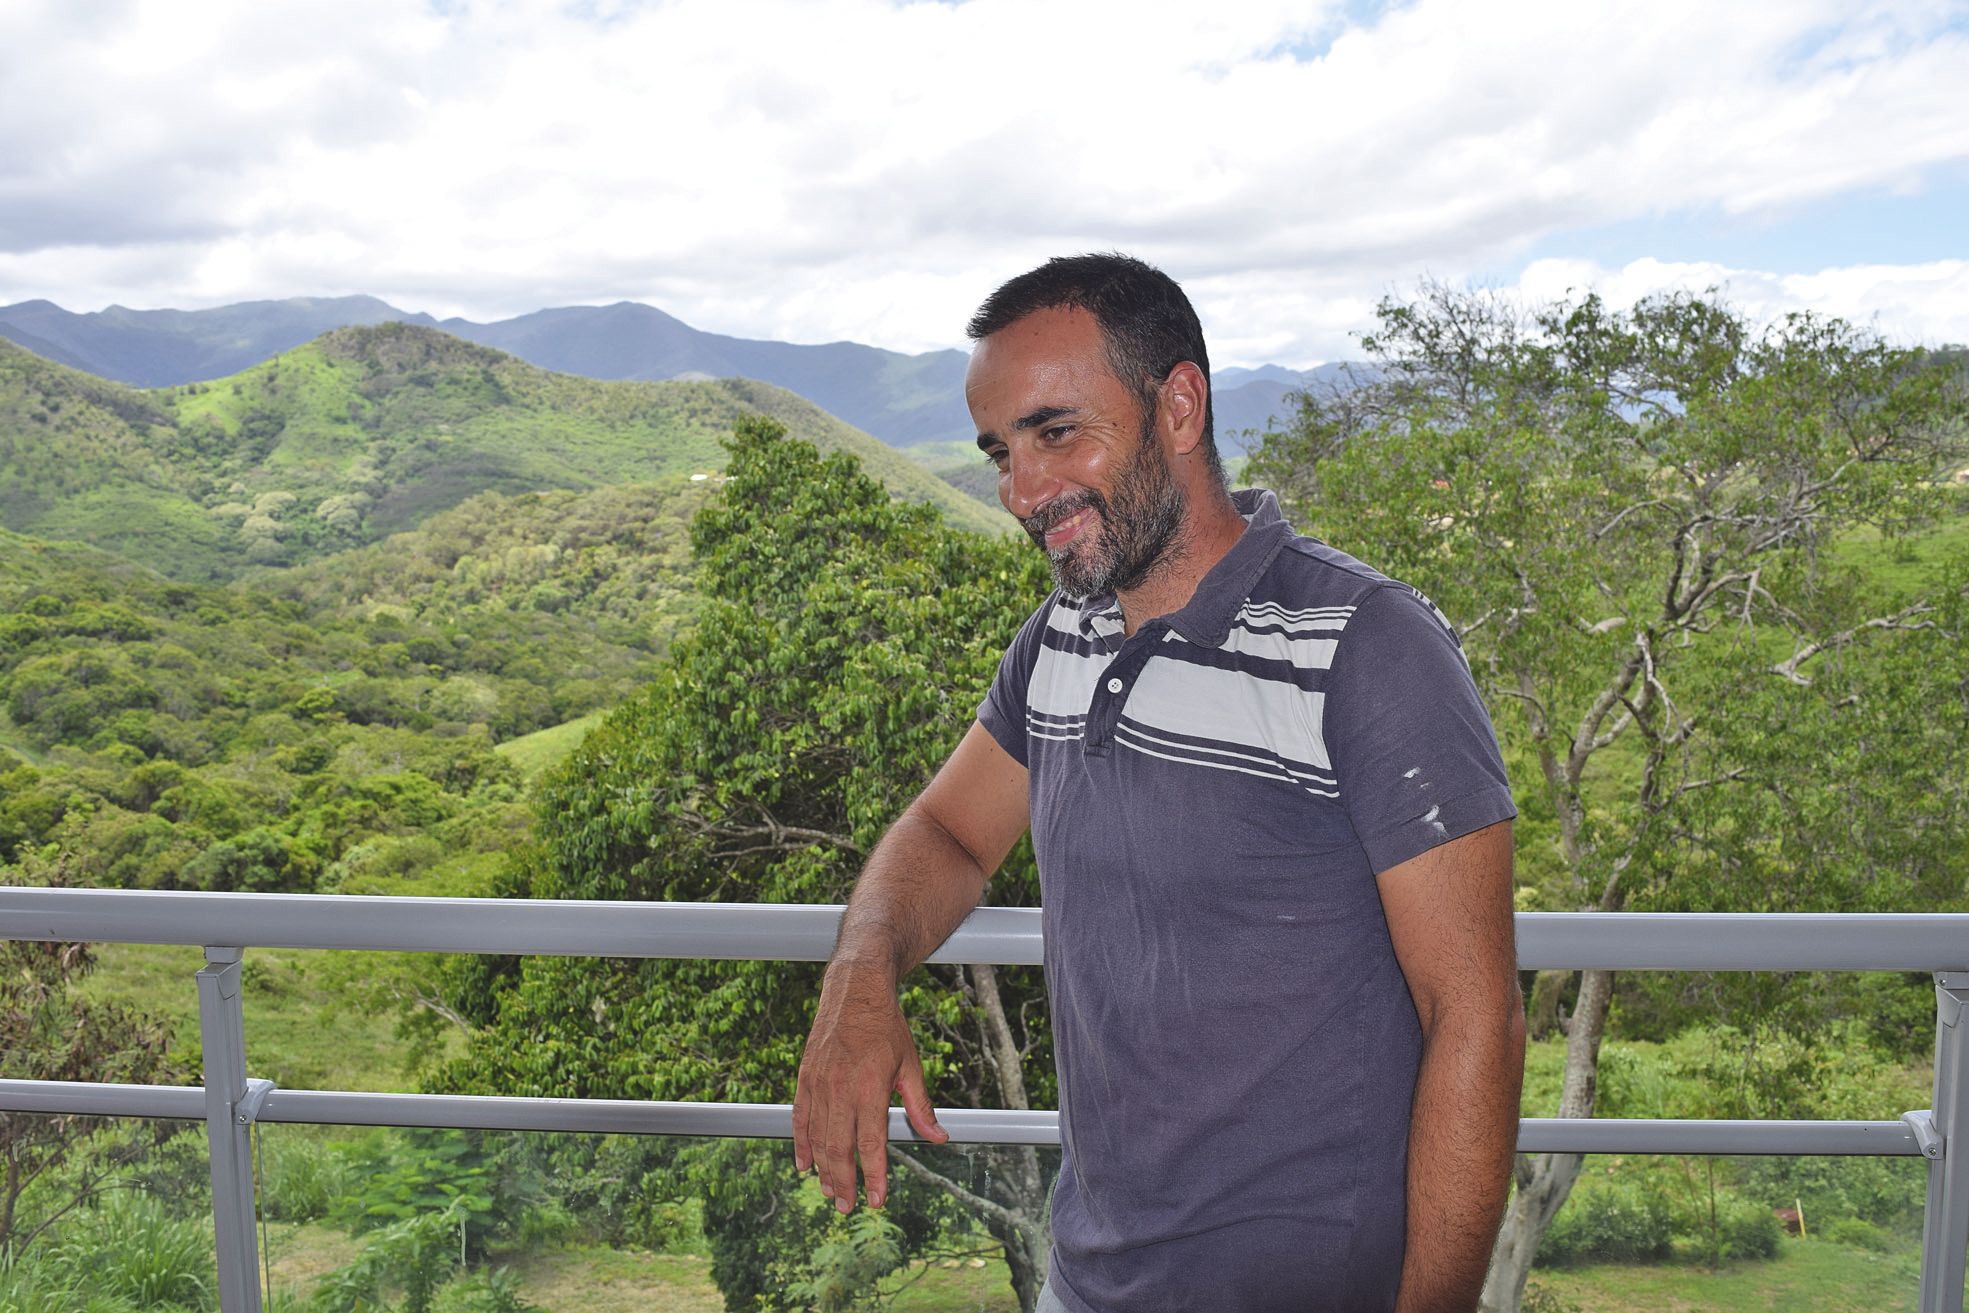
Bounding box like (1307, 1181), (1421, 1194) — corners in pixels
(792, 722), (1030, 1213)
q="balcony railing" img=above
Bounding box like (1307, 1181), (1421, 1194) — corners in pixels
(3, 887), (1967, 1311)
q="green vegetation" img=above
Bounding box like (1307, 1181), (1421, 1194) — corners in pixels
(494, 714), (605, 783)
(0, 324), (999, 582)
(1249, 285), (1968, 1309)
(432, 418), (1057, 1310)
(1, 294), (1964, 1309)
(899, 438), (1000, 508)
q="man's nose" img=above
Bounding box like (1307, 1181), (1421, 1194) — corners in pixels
(1001, 448), (1061, 521)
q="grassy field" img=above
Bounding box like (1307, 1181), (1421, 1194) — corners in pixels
(259, 1221), (1022, 1313)
(1828, 496), (1969, 596)
(251, 1220), (1914, 1313)
(495, 711), (606, 782)
(1533, 1235), (1922, 1312)
(72, 942), (450, 1091)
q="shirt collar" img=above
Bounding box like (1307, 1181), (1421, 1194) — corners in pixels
(1073, 488), (1293, 646)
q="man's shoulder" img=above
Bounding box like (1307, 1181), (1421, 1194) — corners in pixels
(1258, 533), (1459, 644)
(996, 587), (1072, 661)
(1259, 530), (1401, 610)
(1013, 587), (1071, 634)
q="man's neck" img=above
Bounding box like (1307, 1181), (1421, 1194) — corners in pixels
(1115, 490), (1249, 637)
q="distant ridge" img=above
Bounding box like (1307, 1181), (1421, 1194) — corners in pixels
(0, 295), (437, 388)
(0, 322), (1003, 581)
(0, 297), (1360, 449)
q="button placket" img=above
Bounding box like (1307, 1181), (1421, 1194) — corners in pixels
(1083, 622), (1163, 756)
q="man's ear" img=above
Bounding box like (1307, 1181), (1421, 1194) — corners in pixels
(1161, 362), (1208, 456)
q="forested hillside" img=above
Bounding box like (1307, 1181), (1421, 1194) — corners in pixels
(0, 323), (1000, 580)
(0, 472), (726, 900)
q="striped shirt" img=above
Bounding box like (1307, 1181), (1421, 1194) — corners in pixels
(978, 488), (1515, 1313)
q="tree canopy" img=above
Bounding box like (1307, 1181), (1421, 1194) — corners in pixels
(1248, 283), (1969, 1311)
(434, 418), (1059, 1309)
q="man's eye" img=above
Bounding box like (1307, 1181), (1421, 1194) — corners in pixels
(983, 448), (1007, 466)
(1042, 425), (1075, 442)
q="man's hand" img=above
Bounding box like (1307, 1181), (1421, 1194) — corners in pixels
(789, 725), (1029, 1211)
(794, 964), (948, 1212)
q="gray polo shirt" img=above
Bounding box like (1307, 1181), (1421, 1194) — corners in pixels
(978, 489), (1515, 1313)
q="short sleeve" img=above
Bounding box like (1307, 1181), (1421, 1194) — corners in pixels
(976, 594), (1056, 768)
(1327, 585), (1517, 874)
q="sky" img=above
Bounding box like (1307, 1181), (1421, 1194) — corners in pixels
(1, 0), (1966, 368)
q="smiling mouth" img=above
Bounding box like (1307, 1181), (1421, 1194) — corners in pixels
(1043, 507), (1095, 550)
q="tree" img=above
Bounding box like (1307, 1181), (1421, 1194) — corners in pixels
(1247, 285), (1968, 1311)
(433, 418), (1060, 1310)
(0, 869), (183, 1254)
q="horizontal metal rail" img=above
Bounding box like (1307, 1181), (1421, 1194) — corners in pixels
(5, 887), (1969, 971)
(0, 1080), (1927, 1156)
(6, 888), (1969, 1312)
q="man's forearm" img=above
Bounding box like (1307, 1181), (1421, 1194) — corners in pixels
(828, 806), (993, 988)
(1395, 1003), (1526, 1313)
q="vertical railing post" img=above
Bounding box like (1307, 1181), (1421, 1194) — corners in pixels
(1920, 972), (1969, 1313)
(197, 946), (263, 1313)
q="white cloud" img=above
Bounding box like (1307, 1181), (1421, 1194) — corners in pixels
(1513, 255), (1969, 347)
(0, 0), (1965, 363)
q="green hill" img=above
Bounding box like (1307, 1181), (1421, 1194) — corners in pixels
(0, 485), (706, 898)
(0, 324), (1001, 579)
(494, 712), (606, 782)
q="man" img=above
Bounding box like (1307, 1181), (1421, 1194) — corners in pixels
(793, 253), (1524, 1313)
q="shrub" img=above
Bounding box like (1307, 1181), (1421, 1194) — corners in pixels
(1520, 1280), (1583, 1313)
(44, 1191), (213, 1305)
(314, 1207), (463, 1313)
(0, 1252), (144, 1313)
(429, 1267), (541, 1313)
(258, 1130), (358, 1223)
(1535, 1180), (1675, 1267)
(1822, 1215), (1898, 1252)
(1710, 1191), (1783, 1261)
(1732, 1154), (1923, 1232)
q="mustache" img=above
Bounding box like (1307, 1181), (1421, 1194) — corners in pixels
(1021, 491), (1106, 545)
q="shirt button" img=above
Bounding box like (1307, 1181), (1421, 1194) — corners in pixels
(1106, 677), (1124, 694)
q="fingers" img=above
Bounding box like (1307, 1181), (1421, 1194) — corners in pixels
(896, 1047), (949, 1146)
(791, 1075), (814, 1174)
(794, 993), (947, 1214)
(820, 1089), (857, 1213)
(858, 1090), (890, 1210)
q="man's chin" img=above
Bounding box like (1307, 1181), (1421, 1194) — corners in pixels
(1045, 549), (1110, 599)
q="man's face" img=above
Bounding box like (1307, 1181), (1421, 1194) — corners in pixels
(967, 307), (1185, 598)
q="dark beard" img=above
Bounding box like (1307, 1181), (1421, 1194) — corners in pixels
(1021, 412), (1186, 599)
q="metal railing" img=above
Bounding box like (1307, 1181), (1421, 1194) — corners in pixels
(2, 887), (1967, 1311)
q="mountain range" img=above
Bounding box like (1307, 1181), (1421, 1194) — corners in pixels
(0, 296), (1353, 449)
(0, 321), (1001, 581)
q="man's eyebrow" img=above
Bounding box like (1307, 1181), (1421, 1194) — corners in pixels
(976, 405), (1082, 451)
(1016, 405), (1079, 431)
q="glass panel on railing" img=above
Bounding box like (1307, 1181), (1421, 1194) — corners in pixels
(1519, 1152), (1923, 1312)
(0, 1114), (216, 1313)
(1525, 971), (1938, 1120)
(256, 1126), (1059, 1312)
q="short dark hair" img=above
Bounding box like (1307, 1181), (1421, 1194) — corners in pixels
(967, 252), (1220, 482)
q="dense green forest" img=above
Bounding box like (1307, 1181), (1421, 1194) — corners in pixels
(0, 476), (719, 901)
(1, 296), (1966, 1313)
